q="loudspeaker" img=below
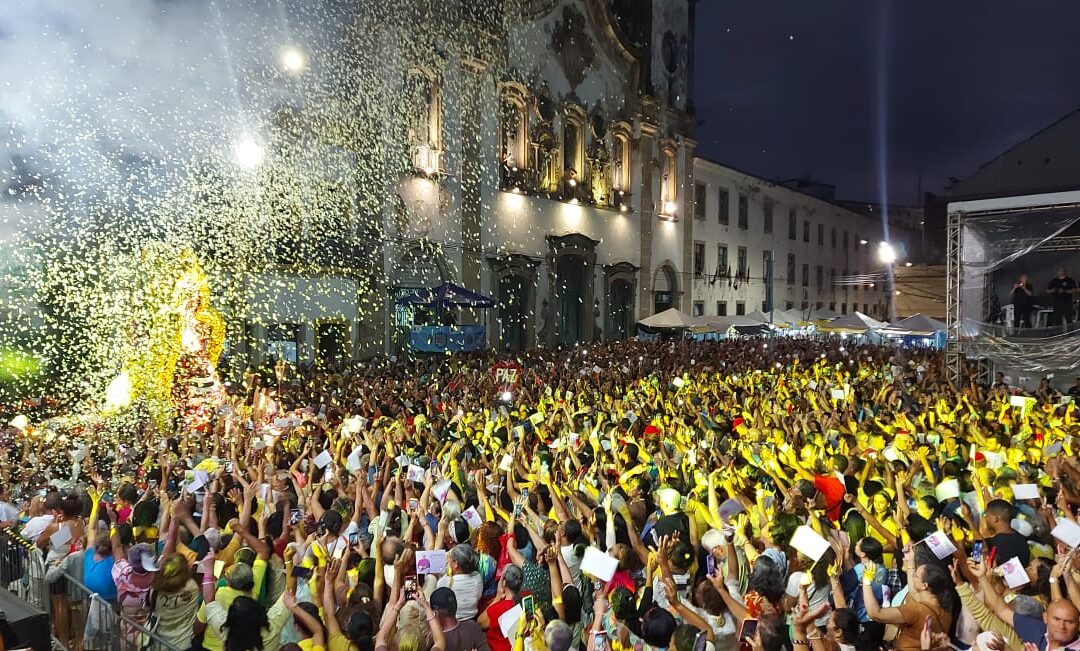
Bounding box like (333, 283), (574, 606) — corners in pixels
(0, 588), (49, 651)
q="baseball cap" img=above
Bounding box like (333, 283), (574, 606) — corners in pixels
(128, 543), (160, 573)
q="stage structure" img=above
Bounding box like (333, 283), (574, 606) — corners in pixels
(946, 190), (1080, 385)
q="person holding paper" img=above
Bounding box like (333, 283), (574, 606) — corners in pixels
(983, 500), (1031, 568)
(435, 544), (484, 621)
(477, 565), (524, 651)
(967, 554), (1080, 651)
(860, 560), (954, 651)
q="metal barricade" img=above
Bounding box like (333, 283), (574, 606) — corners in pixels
(0, 527), (49, 616)
(0, 528), (182, 651)
(59, 572), (183, 651)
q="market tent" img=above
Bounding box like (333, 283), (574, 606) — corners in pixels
(883, 314), (946, 335)
(746, 310), (782, 326)
(819, 311), (887, 334)
(700, 314), (768, 329)
(773, 309), (810, 327)
(397, 282), (497, 308)
(809, 307), (840, 321)
(746, 309), (806, 328)
(637, 307), (703, 330)
(877, 313), (947, 349)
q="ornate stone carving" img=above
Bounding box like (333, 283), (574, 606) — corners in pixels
(550, 5), (596, 89)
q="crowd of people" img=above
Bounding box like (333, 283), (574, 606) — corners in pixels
(2, 336), (1080, 651)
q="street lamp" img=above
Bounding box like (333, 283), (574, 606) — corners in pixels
(877, 241), (897, 265)
(877, 241), (899, 321)
(279, 46), (307, 73)
(233, 136), (265, 169)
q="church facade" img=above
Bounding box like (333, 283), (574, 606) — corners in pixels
(234, 0), (699, 364)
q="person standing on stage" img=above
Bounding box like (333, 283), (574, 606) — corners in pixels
(1048, 266), (1077, 327)
(1011, 274), (1034, 329)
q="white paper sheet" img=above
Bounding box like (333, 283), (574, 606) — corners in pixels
(923, 530), (958, 560)
(1000, 556), (1030, 589)
(1052, 519), (1080, 548)
(581, 546), (618, 582)
(313, 450), (334, 469)
(415, 549), (447, 575)
(498, 604), (523, 640)
(462, 507), (483, 530)
(1011, 484), (1040, 500)
(790, 526), (830, 561)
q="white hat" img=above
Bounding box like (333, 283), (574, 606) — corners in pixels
(701, 529), (726, 552)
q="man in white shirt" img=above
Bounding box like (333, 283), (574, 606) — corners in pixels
(21, 491), (61, 541)
(0, 485), (20, 528)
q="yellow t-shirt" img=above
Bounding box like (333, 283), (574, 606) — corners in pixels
(867, 517), (900, 568)
(299, 639), (328, 651)
(196, 558), (269, 651)
(329, 633), (357, 651)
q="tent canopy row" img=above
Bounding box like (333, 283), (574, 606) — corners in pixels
(638, 307), (946, 339)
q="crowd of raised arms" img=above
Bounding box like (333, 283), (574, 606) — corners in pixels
(4, 337), (1080, 651)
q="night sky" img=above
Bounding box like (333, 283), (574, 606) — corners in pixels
(692, 1), (1080, 204)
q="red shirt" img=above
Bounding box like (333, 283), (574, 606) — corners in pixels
(484, 598), (516, 651)
(607, 570), (636, 594)
(814, 475), (847, 522)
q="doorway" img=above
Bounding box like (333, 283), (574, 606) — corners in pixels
(497, 274), (528, 352)
(555, 254), (587, 346)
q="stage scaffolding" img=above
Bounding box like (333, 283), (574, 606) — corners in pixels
(945, 190), (1080, 386)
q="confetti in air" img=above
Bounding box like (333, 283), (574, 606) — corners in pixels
(0, 0), (695, 479)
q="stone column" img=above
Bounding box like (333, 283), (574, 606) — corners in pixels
(637, 121), (658, 319)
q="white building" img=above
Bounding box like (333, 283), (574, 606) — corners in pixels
(687, 159), (908, 321)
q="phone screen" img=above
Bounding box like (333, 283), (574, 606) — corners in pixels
(522, 595), (535, 616)
(404, 576), (419, 600)
(705, 554), (716, 577)
(739, 619), (758, 643)
(593, 632), (606, 650)
(972, 541), (984, 564)
(290, 509), (301, 525)
(292, 565), (313, 580)
(348, 532), (360, 546)
(409, 498), (420, 513)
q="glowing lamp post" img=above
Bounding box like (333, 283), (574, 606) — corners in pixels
(878, 242), (900, 321)
(878, 242), (897, 265)
(279, 46), (307, 73)
(233, 137), (265, 169)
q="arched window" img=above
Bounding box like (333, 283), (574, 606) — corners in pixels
(610, 124), (632, 191)
(405, 67), (443, 173)
(499, 85), (530, 170)
(660, 143), (678, 218)
(561, 106), (586, 197)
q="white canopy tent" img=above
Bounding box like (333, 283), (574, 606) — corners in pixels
(637, 307), (704, 330)
(820, 311), (887, 334)
(809, 307), (840, 321)
(879, 314), (946, 335)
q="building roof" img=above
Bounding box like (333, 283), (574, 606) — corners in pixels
(693, 156), (916, 233)
(948, 108), (1080, 200)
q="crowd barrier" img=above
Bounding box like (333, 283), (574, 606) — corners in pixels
(0, 528), (182, 651)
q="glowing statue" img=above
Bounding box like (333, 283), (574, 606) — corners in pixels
(105, 247), (225, 434)
(168, 250), (226, 434)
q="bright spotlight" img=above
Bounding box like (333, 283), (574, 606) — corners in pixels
(877, 241), (897, 265)
(280, 47), (307, 72)
(500, 391), (512, 403)
(233, 137), (265, 169)
(663, 201), (678, 215)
